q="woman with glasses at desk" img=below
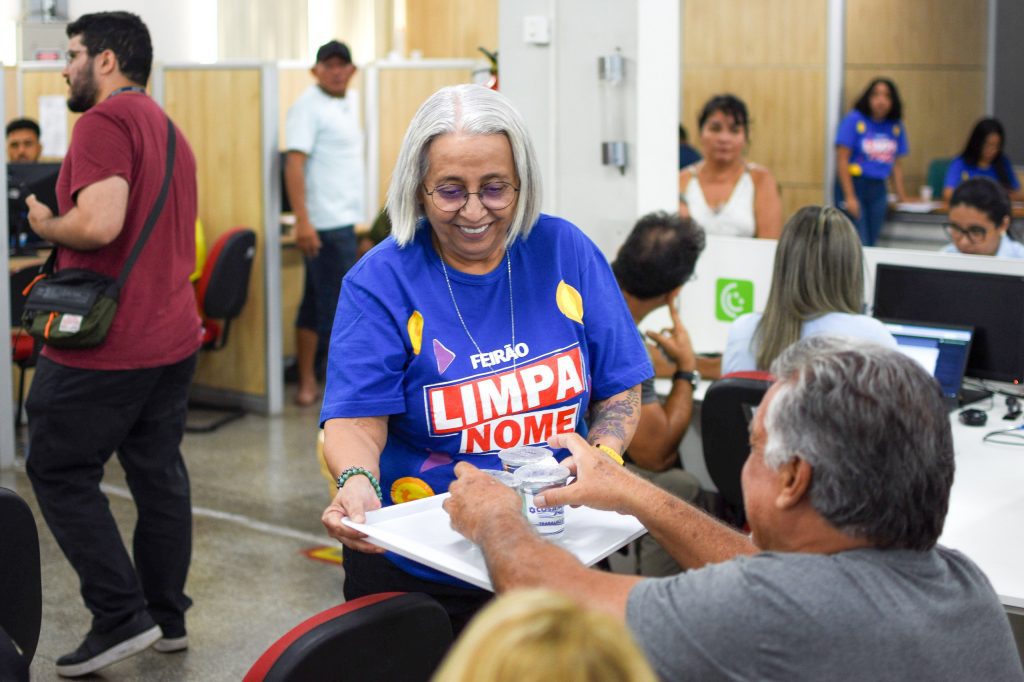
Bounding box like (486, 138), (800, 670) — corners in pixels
(942, 177), (1024, 258)
(317, 85), (651, 634)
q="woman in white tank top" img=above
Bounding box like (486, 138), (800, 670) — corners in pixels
(679, 95), (782, 239)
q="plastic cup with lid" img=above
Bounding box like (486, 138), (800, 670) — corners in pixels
(497, 445), (557, 474)
(514, 463), (571, 537)
(483, 469), (517, 487)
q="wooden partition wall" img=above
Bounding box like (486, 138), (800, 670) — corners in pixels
(14, 65), (81, 160)
(405, 0), (498, 59)
(162, 65), (277, 411)
(3, 66), (17, 123)
(844, 0), (988, 194)
(681, 0), (829, 221)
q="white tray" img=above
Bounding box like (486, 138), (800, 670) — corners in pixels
(342, 493), (646, 591)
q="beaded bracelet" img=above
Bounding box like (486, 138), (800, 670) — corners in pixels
(595, 444), (625, 466)
(336, 466), (384, 501)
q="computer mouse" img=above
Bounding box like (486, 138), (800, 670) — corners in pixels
(958, 408), (987, 427)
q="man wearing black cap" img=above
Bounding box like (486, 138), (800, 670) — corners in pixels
(285, 40), (365, 405)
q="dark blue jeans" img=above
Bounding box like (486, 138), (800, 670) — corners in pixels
(835, 176), (889, 246)
(26, 353), (197, 635)
(296, 225), (357, 365)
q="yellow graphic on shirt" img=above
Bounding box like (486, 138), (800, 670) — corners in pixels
(848, 163), (863, 177)
(892, 124), (901, 137)
(555, 281), (584, 324)
(391, 476), (434, 504)
(856, 120), (866, 134)
(407, 310), (424, 355)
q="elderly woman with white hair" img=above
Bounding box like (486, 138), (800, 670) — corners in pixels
(318, 84), (651, 632)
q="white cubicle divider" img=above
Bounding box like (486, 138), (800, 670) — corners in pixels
(639, 236), (1024, 358)
(638, 235), (778, 354)
(863, 245), (1024, 304)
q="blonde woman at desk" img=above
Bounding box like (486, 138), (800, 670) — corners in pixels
(678, 94), (782, 239)
(722, 206), (896, 374)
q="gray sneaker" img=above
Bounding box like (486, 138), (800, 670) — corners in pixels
(56, 612), (161, 677)
(153, 635), (188, 653)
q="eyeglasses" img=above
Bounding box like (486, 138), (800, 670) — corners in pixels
(423, 182), (519, 212)
(943, 223), (990, 244)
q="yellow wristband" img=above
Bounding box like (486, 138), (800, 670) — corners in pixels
(595, 444), (624, 466)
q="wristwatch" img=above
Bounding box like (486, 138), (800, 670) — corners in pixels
(672, 369), (701, 390)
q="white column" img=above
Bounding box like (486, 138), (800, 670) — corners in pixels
(499, 0), (680, 259)
(824, 0), (845, 205)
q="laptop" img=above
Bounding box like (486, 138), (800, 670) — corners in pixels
(878, 319), (976, 409)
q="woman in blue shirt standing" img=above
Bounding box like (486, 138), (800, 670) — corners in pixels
(942, 118), (1022, 203)
(834, 78), (913, 246)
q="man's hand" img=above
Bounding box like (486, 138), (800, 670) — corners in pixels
(295, 218), (322, 258)
(444, 462), (523, 543)
(645, 293), (696, 374)
(25, 194), (54, 236)
(536, 433), (640, 513)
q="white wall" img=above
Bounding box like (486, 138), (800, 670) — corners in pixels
(68, 0), (214, 63)
(1, 0), (216, 64)
(499, 0), (679, 259)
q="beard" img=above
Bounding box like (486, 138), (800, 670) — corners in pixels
(67, 62), (99, 113)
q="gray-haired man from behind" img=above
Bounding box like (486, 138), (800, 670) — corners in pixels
(445, 336), (1024, 681)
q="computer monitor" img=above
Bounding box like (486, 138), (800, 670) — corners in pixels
(878, 319), (973, 406)
(873, 263), (1024, 384)
(7, 162), (61, 252)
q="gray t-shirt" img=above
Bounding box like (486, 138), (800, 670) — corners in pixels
(640, 375), (658, 405)
(627, 546), (1023, 681)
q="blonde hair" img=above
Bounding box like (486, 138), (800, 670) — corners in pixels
(433, 590), (657, 682)
(753, 206), (864, 370)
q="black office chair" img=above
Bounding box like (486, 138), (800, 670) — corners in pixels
(186, 228), (257, 433)
(10, 265), (42, 427)
(0, 487), (42, 678)
(243, 592), (452, 682)
(700, 371), (774, 528)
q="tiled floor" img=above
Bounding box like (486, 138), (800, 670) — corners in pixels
(5, 392), (345, 681)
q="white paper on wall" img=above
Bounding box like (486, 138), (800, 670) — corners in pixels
(38, 95), (68, 158)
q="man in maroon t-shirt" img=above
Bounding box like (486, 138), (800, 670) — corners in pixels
(25, 11), (201, 678)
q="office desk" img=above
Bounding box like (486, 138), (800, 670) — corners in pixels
(941, 413), (1024, 613)
(9, 250), (49, 272)
(883, 204), (1024, 251)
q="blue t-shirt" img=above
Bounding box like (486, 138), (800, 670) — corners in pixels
(321, 214), (652, 584)
(943, 155), (1021, 191)
(835, 110), (908, 180)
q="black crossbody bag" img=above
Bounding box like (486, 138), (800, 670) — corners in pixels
(22, 118), (177, 349)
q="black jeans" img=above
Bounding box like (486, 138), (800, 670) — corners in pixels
(342, 548), (492, 637)
(26, 353), (197, 635)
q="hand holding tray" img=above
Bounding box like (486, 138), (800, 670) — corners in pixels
(342, 493), (646, 591)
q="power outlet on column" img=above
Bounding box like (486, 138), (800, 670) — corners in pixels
(523, 16), (550, 45)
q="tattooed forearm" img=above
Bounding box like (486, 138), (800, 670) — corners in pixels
(587, 386), (642, 451)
